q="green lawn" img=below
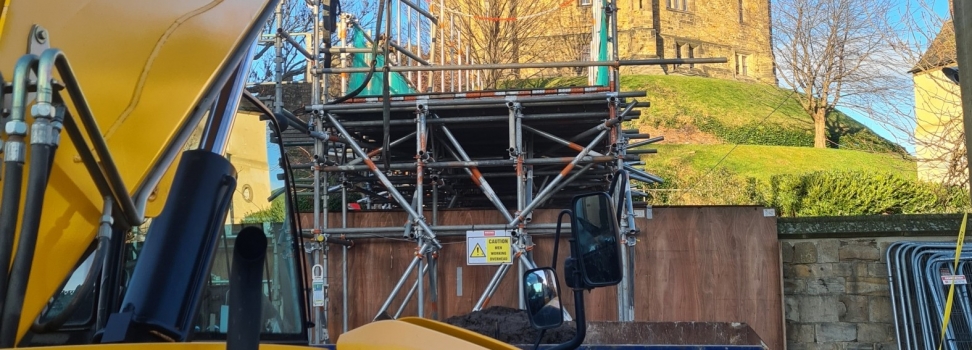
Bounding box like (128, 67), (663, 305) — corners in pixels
(505, 74), (905, 154)
(621, 75), (809, 128)
(646, 144), (917, 183)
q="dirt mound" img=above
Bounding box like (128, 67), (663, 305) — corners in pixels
(444, 306), (575, 344)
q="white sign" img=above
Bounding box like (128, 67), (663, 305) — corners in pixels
(941, 269), (968, 285)
(312, 264), (325, 307)
(466, 230), (513, 265)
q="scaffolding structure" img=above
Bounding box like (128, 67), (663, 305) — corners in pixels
(258, 0), (726, 344)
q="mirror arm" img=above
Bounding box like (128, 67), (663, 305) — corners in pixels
(549, 266), (587, 350)
(552, 209), (572, 269)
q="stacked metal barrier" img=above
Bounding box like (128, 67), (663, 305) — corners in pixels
(888, 241), (972, 349)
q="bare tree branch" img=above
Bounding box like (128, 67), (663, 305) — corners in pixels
(773, 0), (898, 148)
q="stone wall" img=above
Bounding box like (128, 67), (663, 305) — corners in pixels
(781, 238), (896, 350)
(444, 0), (777, 84)
(778, 214), (968, 349)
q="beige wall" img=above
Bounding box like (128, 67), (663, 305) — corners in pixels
(224, 112), (273, 224)
(912, 69), (964, 184)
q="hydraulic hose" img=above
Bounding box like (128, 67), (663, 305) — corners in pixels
(0, 55), (39, 321)
(0, 51), (64, 346)
(0, 127), (55, 347)
(29, 238), (107, 333)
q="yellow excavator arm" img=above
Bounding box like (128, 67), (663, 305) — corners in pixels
(0, 0), (275, 343)
(0, 1), (521, 349)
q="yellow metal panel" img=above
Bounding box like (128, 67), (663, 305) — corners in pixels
(336, 320), (516, 350)
(397, 317), (520, 350)
(1, 343), (315, 350)
(0, 0), (273, 342)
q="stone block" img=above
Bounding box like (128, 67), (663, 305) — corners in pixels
(858, 323), (893, 343)
(840, 344), (875, 350)
(786, 264), (813, 278)
(876, 343), (898, 350)
(868, 263), (888, 277)
(836, 262), (867, 277)
(846, 278), (890, 296)
(785, 296), (801, 322)
(818, 239), (840, 263)
(794, 242), (818, 263)
(784, 278), (806, 294)
(782, 241), (795, 263)
(879, 241), (892, 263)
(807, 264), (836, 278)
(786, 322), (815, 343)
(816, 323), (857, 342)
(840, 240), (881, 261)
(798, 295), (844, 322)
(808, 277), (846, 295)
(839, 295), (868, 322)
(789, 343), (839, 350)
(869, 297), (893, 323)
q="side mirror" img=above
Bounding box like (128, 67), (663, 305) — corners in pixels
(570, 192), (623, 287)
(522, 267), (564, 329)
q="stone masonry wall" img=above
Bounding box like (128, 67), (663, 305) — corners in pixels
(781, 238), (897, 350)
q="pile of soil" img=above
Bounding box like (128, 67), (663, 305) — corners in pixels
(444, 306), (575, 344)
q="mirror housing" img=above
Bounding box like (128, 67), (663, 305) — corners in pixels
(570, 192), (623, 288)
(522, 267), (564, 330)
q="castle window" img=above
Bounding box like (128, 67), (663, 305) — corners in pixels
(667, 0), (687, 11)
(688, 45), (696, 68)
(738, 0), (744, 23)
(735, 53), (749, 76)
(579, 0), (592, 6)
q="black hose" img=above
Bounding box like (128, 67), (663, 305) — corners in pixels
(30, 235), (108, 333)
(0, 55), (38, 314)
(0, 140), (54, 347)
(325, 0), (385, 105)
(0, 162), (23, 287)
(266, 92), (313, 328)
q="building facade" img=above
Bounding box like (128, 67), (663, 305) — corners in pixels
(910, 19), (967, 186)
(494, 0), (778, 83)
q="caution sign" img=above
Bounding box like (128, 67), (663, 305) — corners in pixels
(466, 230), (513, 265)
(470, 243), (486, 258)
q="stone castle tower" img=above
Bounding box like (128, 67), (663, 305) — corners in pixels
(508, 0), (777, 83)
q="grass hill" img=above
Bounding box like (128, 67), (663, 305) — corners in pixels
(508, 75), (907, 154)
(502, 75), (972, 216)
(651, 144), (916, 184)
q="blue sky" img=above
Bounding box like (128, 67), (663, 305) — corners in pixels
(841, 0), (953, 154)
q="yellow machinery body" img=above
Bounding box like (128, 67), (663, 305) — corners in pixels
(0, 1), (519, 349)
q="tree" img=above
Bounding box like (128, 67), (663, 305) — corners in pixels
(249, 0), (378, 85)
(772, 0), (899, 148)
(864, 0), (968, 188)
(443, 0), (557, 88)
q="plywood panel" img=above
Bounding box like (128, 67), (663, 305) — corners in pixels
(314, 207), (781, 349)
(634, 207), (782, 350)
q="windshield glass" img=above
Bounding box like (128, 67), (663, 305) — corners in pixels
(125, 107), (305, 341)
